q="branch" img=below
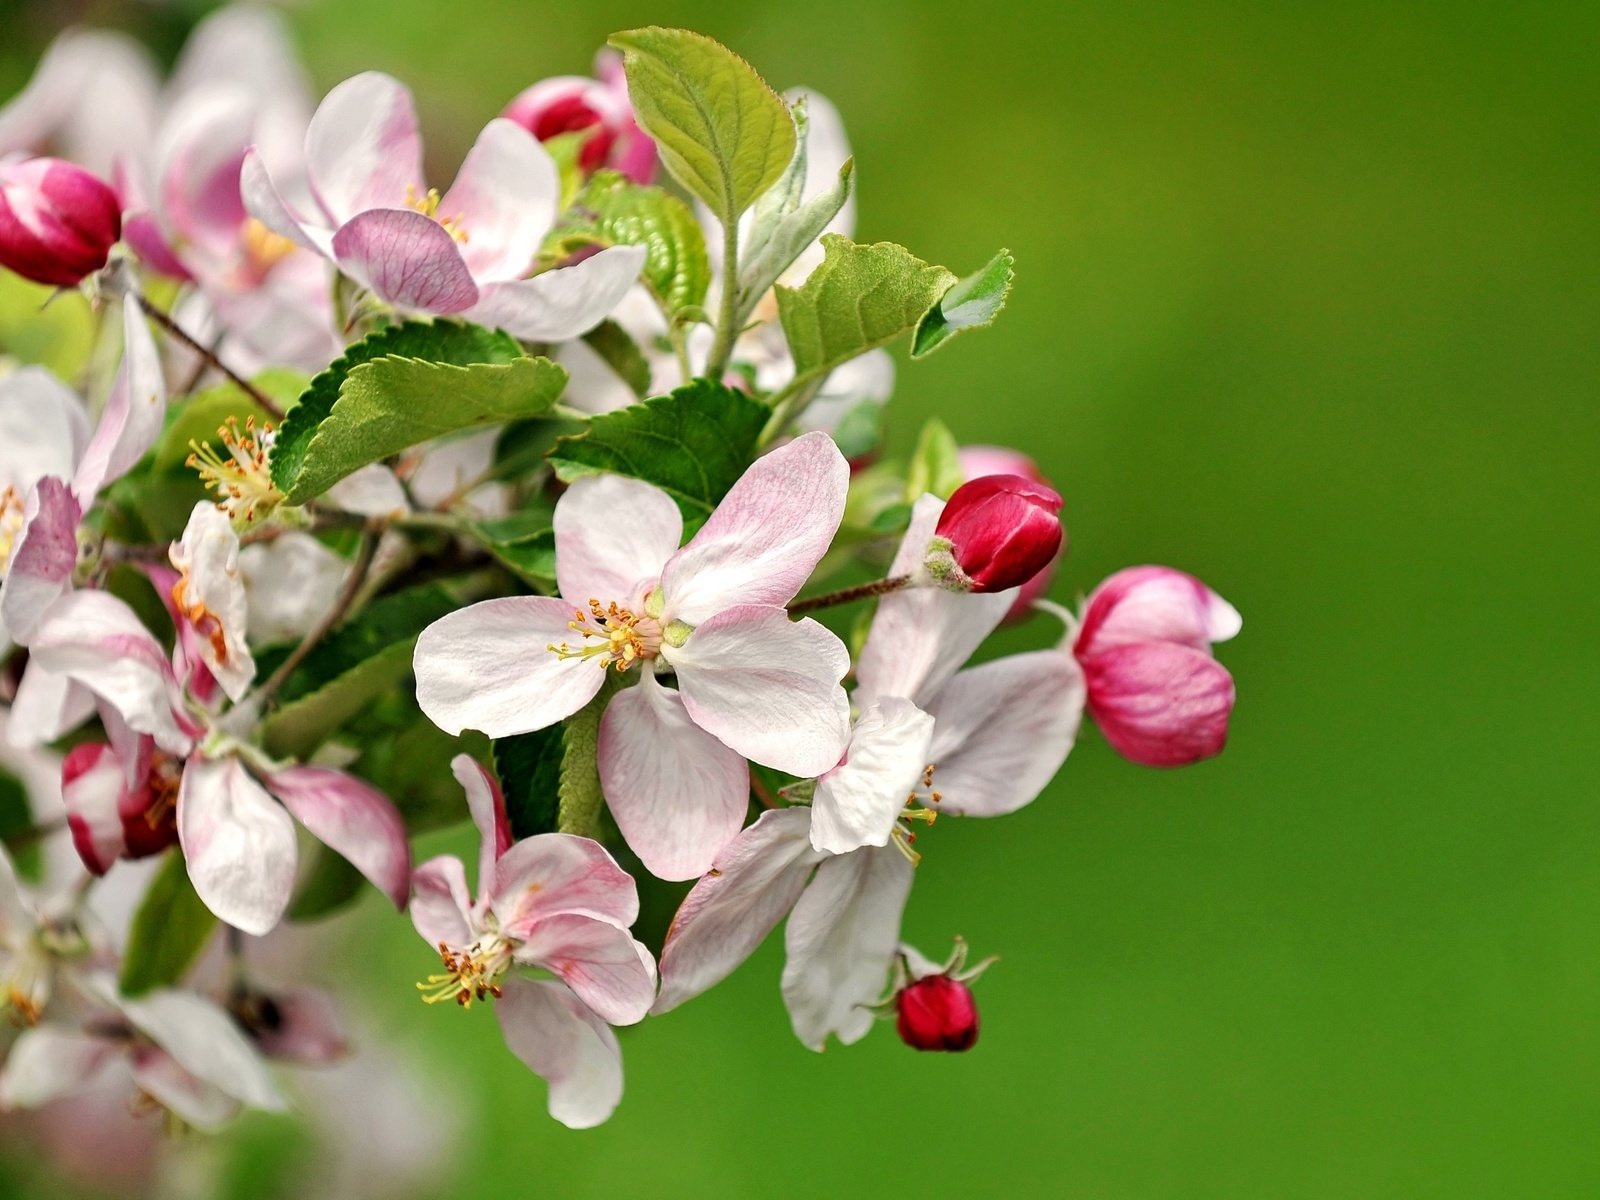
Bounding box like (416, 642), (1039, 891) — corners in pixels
(132, 290), (284, 420)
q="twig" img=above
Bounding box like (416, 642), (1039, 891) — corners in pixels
(251, 531), (379, 707)
(132, 290), (284, 420)
(787, 574), (914, 615)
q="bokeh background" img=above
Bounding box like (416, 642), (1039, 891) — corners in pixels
(3, 1), (1598, 1196)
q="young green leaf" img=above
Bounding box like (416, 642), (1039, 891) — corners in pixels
(547, 379), (768, 526)
(582, 319), (652, 397)
(558, 694), (605, 838)
(608, 27), (795, 225)
(562, 171), (711, 317)
(284, 355), (567, 503)
(153, 371), (303, 473)
(912, 249), (1016, 359)
(737, 159), (853, 323)
(119, 851), (219, 996)
(0, 769), (40, 880)
(904, 417), (965, 500)
(494, 729), (564, 840)
(475, 512), (558, 591)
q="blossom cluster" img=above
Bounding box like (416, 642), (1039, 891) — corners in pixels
(0, 5), (1239, 1159)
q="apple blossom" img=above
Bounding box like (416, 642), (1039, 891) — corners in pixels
(889, 940), (994, 1052)
(0, 157), (122, 288)
(503, 50), (658, 182)
(925, 473), (1064, 595)
(957, 444), (1063, 619)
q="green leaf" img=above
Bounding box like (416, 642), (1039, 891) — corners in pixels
(0, 769), (40, 881)
(831, 399), (886, 462)
(905, 417), (965, 501)
(119, 851), (219, 996)
(564, 172), (711, 316)
(582, 320), (652, 397)
(260, 642), (418, 761)
(287, 847), (366, 922)
(0, 273), (94, 377)
(541, 130), (592, 209)
(776, 235), (957, 388)
(547, 379), (768, 526)
(494, 729), (564, 840)
(270, 321), (522, 499)
(153, 371), (303, 473)
(609, 26), (795, 225)
(475, 511), (557, 590)
(285, 355), (568, 503)
(912, 249), (1016, 359)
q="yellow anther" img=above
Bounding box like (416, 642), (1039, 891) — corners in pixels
(405, 184), (470, 244)
(547, 597), (662, 671)
(416, 938), (511, 1009)
(187, 415), (283, 528)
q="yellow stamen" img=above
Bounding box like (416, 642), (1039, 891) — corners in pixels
(405, 184), (470, 244)
(0, 485), (25, 576)
(241, 217), (296, 278)
(547, 598), (662, 672)
(416, 938), (511, 1009)
(186, 415), (283, 528)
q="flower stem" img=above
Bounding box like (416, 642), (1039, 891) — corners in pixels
(132, 290), (285, 420)
(251, 531), (379, 709)
(787, 574), (914, 614)
(704, 220), (742, 381)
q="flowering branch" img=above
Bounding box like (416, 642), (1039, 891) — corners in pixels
(131, 289), (285, 419)
(787, 574), (913, 614)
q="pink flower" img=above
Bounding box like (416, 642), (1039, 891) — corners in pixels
(925, 473), (1063, 594)
(956, 444), (1063, 620)
(242, 72), (645, 340)
(502, 51), (658, 183)
(409, 756), (655, 1129)
(415, 432), (853, 880)
(1073, 566), (1241, 767)
(0, 157), (121, 288)
(891, 940), (993, 1053)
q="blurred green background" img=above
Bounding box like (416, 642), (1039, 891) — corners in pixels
(4, 1), (1599, 1197)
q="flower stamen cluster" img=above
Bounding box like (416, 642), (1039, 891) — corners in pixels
(547, 598), (662, 671)
(417, 936), (513, 1008)
(0, 485), (24, 575)
(186, 416), (284, 528)
(404, 184), (471, 244)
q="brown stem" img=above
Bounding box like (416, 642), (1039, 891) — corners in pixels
(787, 574), (914, 615)
(133, 291), (284, 420)
(252, 531), (379, 707)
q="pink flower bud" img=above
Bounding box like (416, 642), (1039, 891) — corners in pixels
(925, 474), (1063, 594)
(957, 445), (1063, 620)
(502, 62), (659, 184)
(896, 974), (980, 1052)
(1074, 566), (1241, 767)
(0, 157), (121, 287)
(62, 740), (180, 874)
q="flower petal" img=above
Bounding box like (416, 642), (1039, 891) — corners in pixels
(597, 670), (748, 881)
(0, 365), (87, 491)
(553, 474), (681, 605)
(239, 148), (331, 255)
(440, 118), (558, 281)
(177, 756), (297, 936)
(1075, 565), (1242, 658)
(490, 832), (640, 933)
(0, 476), (81, 644)
(854, 493), (1014, 709)
(265, 766), (411, 910)
(0, 1027), (113, 1110)
(450, 754), (510, 893)
(414, 596), (606, 738)
(71, 298), (167, 504)
(169, 501), (255, 702)
(330, 208), (479, 314)
(514, 913), (656, 1026)
(129, 1049), (240, 1132)
(811, 697), (935, 855)
(495, 977), (622, 1130)
(467, 244), (645, 341)
(238, 532), (349, 645)
(2, 660), (93, 747)
(669, 605), (850, 777)
(409, 854), (473, 950)
(922, 650), (1086, 817)
(653, 807), (820, 1014)
(113, 985), (287, 1112)
(305, 72), (421, 225)
(246, 986), (349, 1065)
(660, 432), (849, 624)
(1083, 641), (1236, 767)
(61, 740), (131, 874)
(781, 844), (914, 1050)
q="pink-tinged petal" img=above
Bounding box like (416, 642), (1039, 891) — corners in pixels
(122, 210), (193, 280)
(414, 596), (606, 738)
(265, 766), (410, 910)
(855, 493), (1014, 709)
(71, 299), (167, 504)
(553, 474), (681, 605)
(668, 605), (850, 777)
(169, 8), (312, 154)
(153, 89), (252, 256)
(811, 698), (935, 855)
(239, 149), (332, 255)
(177, 756), (297, 936)
(114, 986), (287, 1113)
(0, 477), (81, 644)
(26, 591), (194, 755)
(514, 913), (656, 1026)
(450, 754), (510, 891)
(61, 741), (130, 874)
(653, 808), (820, 1014)
(0, 365), (87, 490)
(305, 72), (421, 225)
(781, 844), (914, 1050)
(490, 833), (640, 933)
(238, 532), (349, 645)
(330, 209), (479, 314)
(1083, 641), (1236, 767)
(3, 661), (94, 748)
(168, 501), (254, 702)
(0, 31), (159, 178)
(467, 244), (645, 341)
(495, 977), (622, 1130)
(661, 432), (849, 624)
(246, 986), (350, 1065)
(325, 463), (409, 517)
(128, 1049), (239, 1132)
(922, 650), (1086, 817)
(410, 854), (474, 950)
(0, 1028), (113, 1110)
(440, 118), (558, 281)
(597, 670), (748, 880)
(1075, 565), (1242, 658)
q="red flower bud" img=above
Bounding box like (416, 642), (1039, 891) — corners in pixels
(0, 157), (121, 288)
(62, 740), (180, 875)
(502, 66), (658, 184)
(957, 445), (1063, 620)
(895, 973), (980, 1052)
(926, 474), (1063, 594)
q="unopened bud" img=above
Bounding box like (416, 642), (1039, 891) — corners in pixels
(895, 974), (980, 1052)
(0, 157), (121, 288)
(502, 67), (657, 183)
(925, 474), (1063, 594)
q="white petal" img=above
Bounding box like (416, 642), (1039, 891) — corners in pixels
(514, 913), (657, 1026)
(305, 72), (421, 224)
(668, 606), (850, 777)
(177, 756), (297, 936)
(0, 476), (82, 644)
(115, 986), (287, 1112)
(129, 1049), (240, 1132)
(0, 1027), (112, 1110)
(451, 754), (509, 896)
(923, 650), (1086, 817)
(239, 148), (333, 255)
(495, 977), (623, 1130)
(169, 501), (255, 701)
(781, 844), (914, 1050)
(3, 660), (93, 747)
(467, 244), (645, 341)
(71, 298), (167, 504)
(440, 118), (558, 281)
(0, 366), (86, 492)
(238, 533), (349, 644)
(413, 596), (606, 738)
(490, 833), (641, 933)
(597, 670), (748, 880)
(811, 698), (935, 855)
(265, 766), (411, 909)
(553, 474), (681, 605)
(410, 854), (474, 950)
(653, 808), (820, 1014)
(660, 432), (849, 625)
